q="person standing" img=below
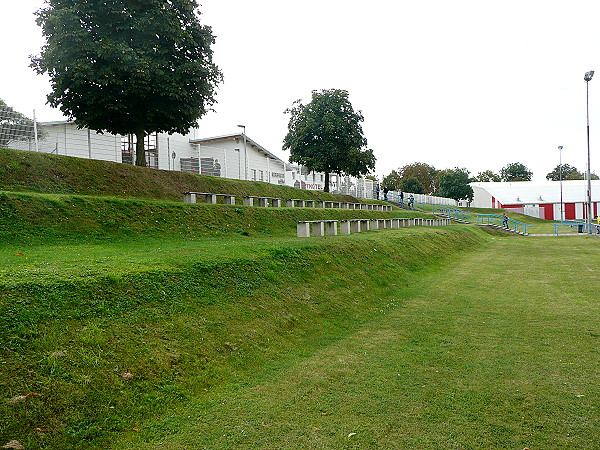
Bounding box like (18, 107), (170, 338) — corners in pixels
(409, 194), (415, 211)
(502, 213), (509, 228)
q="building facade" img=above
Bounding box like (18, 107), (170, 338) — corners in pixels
(471, 181), (600, 220)
(28, 122), (376, 198)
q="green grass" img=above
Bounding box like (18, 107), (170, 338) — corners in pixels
(2, 228), (599, 448)
(1, 148), (596, 449)
(0, 190), (421, 246)
(113, 234), (600, 449)
(1, 227), (483, 449)
(0, 148), (375, 204)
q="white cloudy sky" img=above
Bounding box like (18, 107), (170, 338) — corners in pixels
(2, 0), (600, 181)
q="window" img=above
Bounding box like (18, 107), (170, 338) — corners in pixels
(259, 170), (264, 181)
(251, 169), (257, 181)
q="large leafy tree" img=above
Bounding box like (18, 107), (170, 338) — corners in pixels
(437, 167), (474, 202)
(500, 162), (533, 182)
(397, 162), (439, 194)
(31, 0), (222, 166)
(283, 89), (375, 192)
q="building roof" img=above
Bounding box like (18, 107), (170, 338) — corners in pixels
(189, 133), (285, 163)
(470, 180), (600, 204)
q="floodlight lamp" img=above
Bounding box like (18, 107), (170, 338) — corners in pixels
(558, 146), (563, 150)
(584, 71), (594, 82)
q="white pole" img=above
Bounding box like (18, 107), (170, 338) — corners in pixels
(33, 109), (39, 152)
(167, 138), (171, 170)
(87, 128), (92, 158)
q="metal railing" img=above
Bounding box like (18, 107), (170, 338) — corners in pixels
(476, 214), (530, 235)
(553, 221), (600, 236)
(433, 205), (471, 221)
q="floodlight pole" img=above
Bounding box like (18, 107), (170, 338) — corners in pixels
(558, 145), (564, 222)
(585, 71), (594, 233)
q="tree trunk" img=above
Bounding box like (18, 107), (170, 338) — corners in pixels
(324, 172), (330, 192)
(135, 129), (147, 166)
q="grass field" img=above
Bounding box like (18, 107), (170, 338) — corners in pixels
(106, 234), (599, 449)
(1, 148), (598, 449)
(2, 227), (599, 449)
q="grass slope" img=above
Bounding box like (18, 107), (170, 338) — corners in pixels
(0, 191), (424, 246)
(1, 227), (485, 449)
(0, 148), (370, 203)
(117, 235), (600, 450)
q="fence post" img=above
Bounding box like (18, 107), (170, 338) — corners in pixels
(33, 110), (39, 152)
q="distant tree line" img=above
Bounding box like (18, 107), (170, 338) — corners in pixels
(381, 159), (600, 204)
(381, 162), (540, 203)
(381, 163), (475, 202)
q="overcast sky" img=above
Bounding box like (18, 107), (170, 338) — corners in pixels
(2, 0), (600, 181)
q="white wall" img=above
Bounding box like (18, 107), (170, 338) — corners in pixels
(41, 123), (121, 162)
(192, 136), (287, 183)
(471, 185), (493, 208)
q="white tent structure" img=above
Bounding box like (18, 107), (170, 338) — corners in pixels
(470, 181), (600, 220)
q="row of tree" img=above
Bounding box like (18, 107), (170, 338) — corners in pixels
(473, 162), (598, 183)
(381, 160), (599, 203)
(382, 164), (476, 202)
(381, 162), (529, 202)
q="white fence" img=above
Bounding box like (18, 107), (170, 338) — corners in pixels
(386, 190), (457, 207)
(0, 107), (56, 153)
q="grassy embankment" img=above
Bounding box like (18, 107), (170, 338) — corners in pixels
(1, 148), (597, 448)
(0, 148), (369, 203)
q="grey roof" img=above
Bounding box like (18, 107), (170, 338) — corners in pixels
(189, 133), (285, 163)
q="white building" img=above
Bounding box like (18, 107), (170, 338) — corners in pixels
(471, 180), (600, 220)
(28, 121), (376, 198)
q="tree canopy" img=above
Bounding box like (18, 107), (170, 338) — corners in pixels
(31, 0), (222, 166)
(500, 162), (533, 182)
(475, 170), (501, 182)
(400, 177), (425, 194)
(396, 162), (438, 194)
(283, 89), (375, 192)
(546, 164), (585, 181)
(382, 170), (402, 191)
(437, 167), (474, 202)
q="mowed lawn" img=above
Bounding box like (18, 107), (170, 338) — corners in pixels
(120, 235), (600, 449)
